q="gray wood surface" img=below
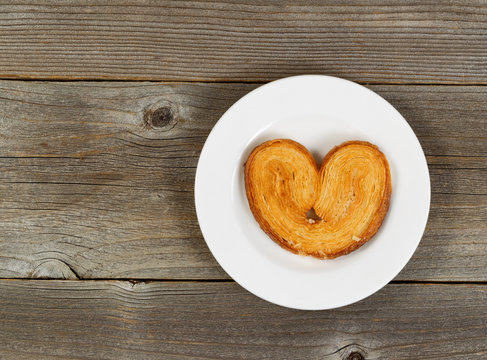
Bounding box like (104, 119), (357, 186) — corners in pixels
(0, 1), (486, 83)
(0, 81), (485, 281)
(0, 280), (486, 360)
(1, 3), (486, 359)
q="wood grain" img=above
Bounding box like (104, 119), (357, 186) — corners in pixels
(0, 1), (486, 83)
(0, 280), (486, 360)
(0, 82), (485, 280)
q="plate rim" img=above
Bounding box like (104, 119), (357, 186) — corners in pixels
(195, 74), (431, 310)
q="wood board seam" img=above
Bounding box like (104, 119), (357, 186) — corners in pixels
(1, 77), (487, 86)
(0, 278), (485, 285)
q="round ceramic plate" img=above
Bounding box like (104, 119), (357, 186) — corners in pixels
(195, 75), (430, 310)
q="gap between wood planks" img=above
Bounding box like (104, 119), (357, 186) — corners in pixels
(1, 77), (487, 86)
(1, 276), (486, 285)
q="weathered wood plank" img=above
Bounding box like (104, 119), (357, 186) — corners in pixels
(0, 1), (486, 83)
(0, 280), (486, 359)
(0, 82), (485, 280)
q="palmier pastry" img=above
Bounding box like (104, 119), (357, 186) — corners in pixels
(244, 139), (391, 259)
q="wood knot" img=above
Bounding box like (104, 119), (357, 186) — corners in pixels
(144, 104), (178, 131)
(346, 352), (365, 360)
(32, 259), (79, 280)
(148, 107), (173, 128)
(339, 344), (366, 360)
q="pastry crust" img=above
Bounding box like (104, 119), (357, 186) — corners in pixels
(244, 139), (391, 259)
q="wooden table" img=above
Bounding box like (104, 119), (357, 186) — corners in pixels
(0, 2), (486, 359)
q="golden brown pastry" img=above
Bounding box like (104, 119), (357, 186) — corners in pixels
(244, 139), (391, 259)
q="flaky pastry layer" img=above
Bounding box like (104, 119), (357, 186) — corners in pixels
(244, 139), (392, 259)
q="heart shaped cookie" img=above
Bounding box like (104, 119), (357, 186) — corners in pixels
(244, 139), (391, 259)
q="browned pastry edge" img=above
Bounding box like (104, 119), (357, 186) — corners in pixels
(244, 140), (315, 257)
(315, 140), (392, 259)
(244, 139), (392, 260)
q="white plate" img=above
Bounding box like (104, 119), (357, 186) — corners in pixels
(195, 75), (430, 310)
